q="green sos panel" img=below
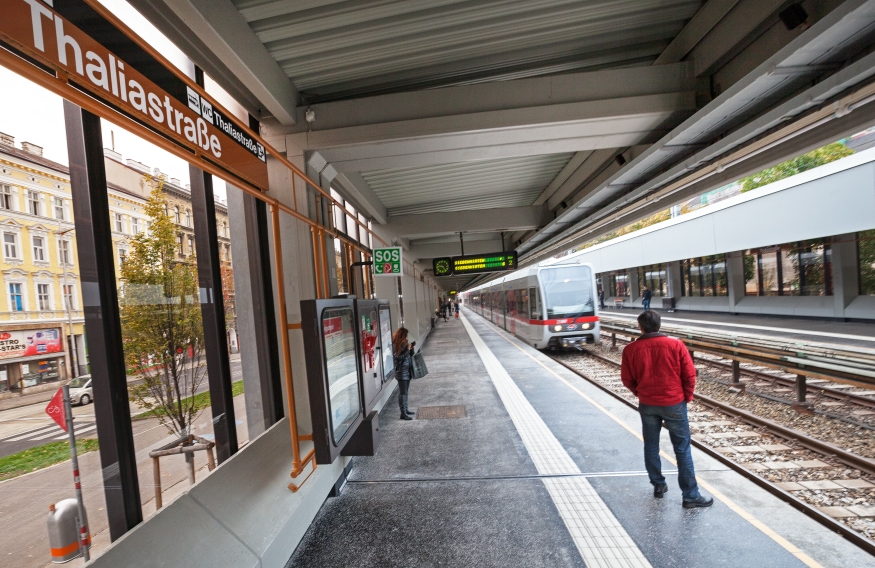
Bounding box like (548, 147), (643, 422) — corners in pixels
(373, 247), (402, 276)
(433, 251), (518, 276)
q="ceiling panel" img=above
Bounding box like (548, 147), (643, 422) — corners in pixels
(232, 0), (701, 101)
(361, 154), (574, 216)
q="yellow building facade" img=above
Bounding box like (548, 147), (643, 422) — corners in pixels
(0, 133), (232, 397)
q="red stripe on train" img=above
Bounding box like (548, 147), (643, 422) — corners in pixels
(529, 316), (599, 325)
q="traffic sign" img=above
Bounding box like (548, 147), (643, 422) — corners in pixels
(373, 247), (402, 277)
(46, 387), (67, 432)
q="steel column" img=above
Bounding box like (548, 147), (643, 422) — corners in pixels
(189, 166), (238, 462)
(254, 196), (285, 423)
(63, 101), (142, 540)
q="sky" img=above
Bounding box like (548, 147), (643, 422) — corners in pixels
(0, 0), (233, 200)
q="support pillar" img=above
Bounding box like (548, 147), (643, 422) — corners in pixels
(665, 261), (681, 311)
(190, 166), (238, 463)
(63, 101), (142, 540)
(228, 185), (284, 440)
(629, 268), (640, 307)
(726, 253), (745, 314)
(831, 233), (859, 319)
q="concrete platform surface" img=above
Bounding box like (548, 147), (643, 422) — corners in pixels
(286, 310), (874, 568)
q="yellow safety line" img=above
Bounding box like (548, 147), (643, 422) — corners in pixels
(471, 315), (823, 568)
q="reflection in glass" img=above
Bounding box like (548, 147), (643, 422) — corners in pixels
(760, 252), (779, 296)
(541, 265), (594, 318)
(379, 306), (394, 381)
(322, 307), (361, 444)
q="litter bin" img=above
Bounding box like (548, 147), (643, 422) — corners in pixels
(47, 499), (89, 563)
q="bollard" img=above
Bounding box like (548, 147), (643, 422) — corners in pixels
(609, 333), (618, 351)
(47, 499), (90, 563)
(728, 359), (745, 392)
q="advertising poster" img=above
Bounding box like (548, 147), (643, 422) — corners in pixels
(0, 329), (63, 360)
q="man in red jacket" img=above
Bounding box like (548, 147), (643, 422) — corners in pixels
(621, 310), (713, 508)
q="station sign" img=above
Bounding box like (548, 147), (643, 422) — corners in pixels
(432, 251), (518, 276)
(373, 247), (402, 276)
(0, 0), (269, 189)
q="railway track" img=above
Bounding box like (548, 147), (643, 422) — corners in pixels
(549, 348), (875, 556)
(605, 330), (875, 431)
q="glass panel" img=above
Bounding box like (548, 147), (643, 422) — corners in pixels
(529, 287), (541, 319)
(322, 307), (361, 443)
(779, 248), (799, 295)
(744, 254), (759, 295)
(541, 265), (594, 318)
(379, 305), (394, 381)
(799, 241), (827, 296)
(860, 230), (875, 296)
(713, 255), (727, 296)
(689, 259), (701, 296)
(760, 252), (780, 296)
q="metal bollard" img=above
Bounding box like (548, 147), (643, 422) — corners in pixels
(792, 374), (813, 414)
(728, 359), (745, 393)
(47, 499), (90, 563)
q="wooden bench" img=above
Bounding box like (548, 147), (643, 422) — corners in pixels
(613, 298), (625, 309)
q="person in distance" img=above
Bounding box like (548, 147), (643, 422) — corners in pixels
(641, 285), (652, 310)
(392, 327), (416, 420)
(620, 310), (713, 508)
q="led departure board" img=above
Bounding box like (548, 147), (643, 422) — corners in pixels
(433, 251), (518, 276)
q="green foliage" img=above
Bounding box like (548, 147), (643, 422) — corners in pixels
(0, 439), (99, 481)
(573, 209), (673, 253)
(121, 181), (206, 438)
(859, 230), (875, 296)
(136, 380), (244, 419)
(741, 142), (854, 193)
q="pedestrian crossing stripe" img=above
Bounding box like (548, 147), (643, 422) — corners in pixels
(1, 423), (96, 442)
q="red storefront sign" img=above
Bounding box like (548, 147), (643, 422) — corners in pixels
(0, 328), (63, 360)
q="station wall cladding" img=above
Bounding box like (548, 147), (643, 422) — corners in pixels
(1, 0), (268, 188)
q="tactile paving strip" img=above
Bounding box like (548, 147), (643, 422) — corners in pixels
(416, 405), (467, 419)
(461, 313), (652, 568)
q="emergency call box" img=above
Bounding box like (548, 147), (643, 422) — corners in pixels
(301, 298), (392, 465)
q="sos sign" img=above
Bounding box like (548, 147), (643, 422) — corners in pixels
(373, 247), (402, 277)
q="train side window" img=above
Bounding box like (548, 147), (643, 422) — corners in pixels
(529, 287), (541, 319)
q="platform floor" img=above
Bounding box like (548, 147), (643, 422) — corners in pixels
(286, 310), (874, 568)
(603, 307), (875, 348)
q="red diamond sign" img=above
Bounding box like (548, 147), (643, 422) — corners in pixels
(45, 388), (67, 432)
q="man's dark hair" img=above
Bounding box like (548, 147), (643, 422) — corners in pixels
(638, 310), (661, 333)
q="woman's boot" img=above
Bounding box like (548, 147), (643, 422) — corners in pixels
(400, 394), (412, 420)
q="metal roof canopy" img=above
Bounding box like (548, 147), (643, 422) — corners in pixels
(130, 0), (875, 290)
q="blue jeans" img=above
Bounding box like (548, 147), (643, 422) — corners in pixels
(639, 402), (700, 500)
(642, 299), (651, 310)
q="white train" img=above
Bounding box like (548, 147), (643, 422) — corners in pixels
(462, 263), (600, 350)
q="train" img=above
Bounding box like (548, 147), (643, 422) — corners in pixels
(461, 262), (600, 350)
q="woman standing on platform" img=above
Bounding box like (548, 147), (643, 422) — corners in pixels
(392, 327), (416, 420)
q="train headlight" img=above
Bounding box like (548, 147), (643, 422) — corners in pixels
(554, 325), (563, 332)
(582, 323), (591, 330)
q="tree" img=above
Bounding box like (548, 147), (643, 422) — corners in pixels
(120, 182), (206, 438)
(741, 142), (854, 193)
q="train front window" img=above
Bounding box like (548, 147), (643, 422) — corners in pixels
(542, 266), (594, 318)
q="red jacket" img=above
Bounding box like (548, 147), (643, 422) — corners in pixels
(621, 334), (696, 406)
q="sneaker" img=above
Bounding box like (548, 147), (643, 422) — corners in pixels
(653, 484), (668, 498)
(682, 496), (714, 509)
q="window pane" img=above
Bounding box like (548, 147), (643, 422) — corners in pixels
(541, 265), (594, 318)
(860, 230), (875, 296)
(321, 307), (361, 444)
(799, 241), (826, 296)
(713, 255), (727, 296)
(760, 252), (779, 296)
(779, 248), (799, 295)
(744, 254), (759, 295)
(690, 259), (701, 296)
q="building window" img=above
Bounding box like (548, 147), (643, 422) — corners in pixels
(860, 230), (875, 296)
(32, 236), (45, 262)
(638, 264), (666, 296)
(681, 255), (727, 297)
(9, 283), (23, 311)
(177, 234), (184, 255)
(0, 185), (12, 210)
(222, 221), (227, 237)
(131, 217), (140, 234)
(58, 240), (72, 266)
(164, 204), (169, 218)
(185, 209), (191, 227)
(27, 190), (40, 216)
(63, 284), (75, 310)
(114, 213), (124, 233)
(187, 235), (195, 255)
(3, 232), (18, 260)
(37, 283), (50, 311)
(744, 240), (832, 297)
(54, 197), (65, 220)
(597, 270), (629, 297)
(174, 206), (180, 224)
(225, 244), (231, 262)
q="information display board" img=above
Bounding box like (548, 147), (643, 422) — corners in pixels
(432, 251), (518, 276)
